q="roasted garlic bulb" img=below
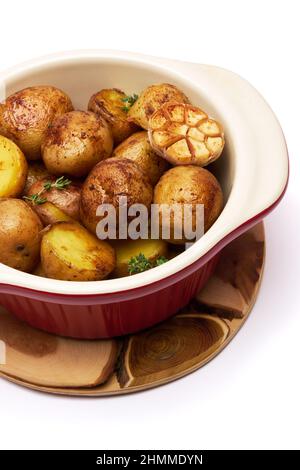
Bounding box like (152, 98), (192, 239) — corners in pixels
(148, 102), (225, 166)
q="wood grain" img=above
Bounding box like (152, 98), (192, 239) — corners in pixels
(196, 223), (264, 318)
(117, 313), (229, 388)
(0, 310), (118, 388)
(0, 222), (265, 396)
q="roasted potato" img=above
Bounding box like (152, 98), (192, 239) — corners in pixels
(148, 102), (225, 166)
(0, 198), (42, 272)
(112, 238), (168, 277)
(112, 131), (169, 185)
(154, 166), (223, 244)
(26, 177), (81, 220)
(32, 263), (47, 277)
(0, 135), (28, 197)
(88, 88), (138, 145)
(41, 222), (116, 281)
(128, 83), (189, 130)
(24, 161), (51, 195)
(0, 86), (73, 160)
(31, 201), (73, 226)
(80, 158), (153, 235)
(42, 111), (113, 178)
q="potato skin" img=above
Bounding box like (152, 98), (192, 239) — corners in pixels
(41, 222), (116, 281)
(33, 263), (47, 278)
(88, 88), (138, 145)
(0, 199), (42, 272)
(0, 86), (73, 160)
(0, 135), (28, 197)
(112, 238), (168, 277)
(128, 83), (189, 130)
(112, 131), (169, 185)
(27, 177), (81, 220)
(42, 111), (113, 178)
(24, 161), (51, 195)
(31, 201), (73, 226)
(80, 158), (153, 235)
(154, 166), (223, 244)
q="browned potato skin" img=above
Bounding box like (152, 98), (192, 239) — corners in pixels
(31, 201), (73, 226)
(128, 83), (190, 130)
(80, 158), (153, 235)
(0, 199), (42, 272)
(24, 161), (51, 195)
(27, 177), (81, 220)
(33, 263), (47, 277)
(154, 166), (223, 244)
(0, 86), (73, 160)
(88, 88), (139, 145)
(42, 111), (113, 178)
(41, 222), (116, 281)
(112, 131), (169, 185)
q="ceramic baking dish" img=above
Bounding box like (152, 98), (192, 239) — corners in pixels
(0, 50), (289, 338)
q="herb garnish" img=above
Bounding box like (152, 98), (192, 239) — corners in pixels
(23, 194), (47, 205)
(128, 253), (168, 275)
(121, 93), (139, 113)
(155, 256), (168, 266)
(43, 176), (72, 191)
(23, 176), (71, 205)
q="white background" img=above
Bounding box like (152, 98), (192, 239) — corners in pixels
(0, 0), (299, 451)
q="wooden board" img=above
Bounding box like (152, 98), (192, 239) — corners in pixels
(0, 223), (265, 396)
(0, 312), (119, 388)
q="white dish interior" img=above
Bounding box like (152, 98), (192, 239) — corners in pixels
(0, 50), (288, 295)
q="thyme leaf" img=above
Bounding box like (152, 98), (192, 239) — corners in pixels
(121, 93), (138, 113)
(23, 194), (47, 205)
(23, 176), (72, 205)
(128, 253), (168, 275)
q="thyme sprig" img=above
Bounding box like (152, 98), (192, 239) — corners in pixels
(43, 176), (72, 191)
(23, 176), (72, 205)
(121, 93), (139, 113)
(128, 253), (168, 275)
(23, 193), (47, 205)
(155, 256), (168, 266)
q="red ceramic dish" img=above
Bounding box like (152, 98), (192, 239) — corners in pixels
(0, 51), (289, 338)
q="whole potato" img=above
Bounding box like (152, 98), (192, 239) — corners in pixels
(128, 83), (189, 130)
(42, 111), (113, 178)
(26, 177), (81, 220)
(88, 88), (138, 145)
(41, 222), (116, 281)
(80, 158), (153, 235)
(24, 161), (51, 195)
(112, 131), (169, 185)
(0, 199), (42, 272)
(0, 135), (28, 197)
(154, 166), (223, 244)
(0, 86), (73, 160)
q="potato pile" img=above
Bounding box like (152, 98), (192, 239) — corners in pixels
(0, 83), (225, 281)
